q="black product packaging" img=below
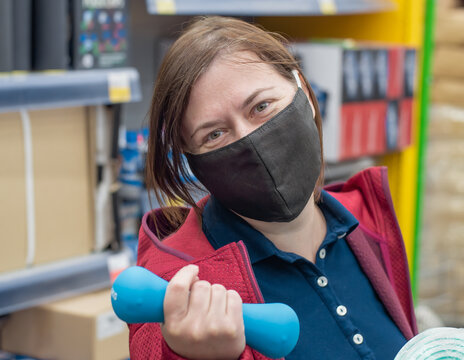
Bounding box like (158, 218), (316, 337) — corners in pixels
(13, 0), (32, 71)
(404, 49), (417, 98)
(358, 50), (375, 101)
(342, 50), (361, 103)
(71, 0), (129, 69)
(386, 100), (399, 150)
(0, 0), (14, 73)
(373, 49), (389, 100)
(32, 0), (69, 70)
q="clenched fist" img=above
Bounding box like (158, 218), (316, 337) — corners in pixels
(161, 264), (246, 360)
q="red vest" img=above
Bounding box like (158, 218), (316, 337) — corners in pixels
(129, 167), (418, 360)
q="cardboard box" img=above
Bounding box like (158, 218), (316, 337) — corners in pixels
(87, 106), (118, 251)
(291, 41), (416, 162)
(433, 46), (464, 79)
(436, 9), (464, 45)
(0, 112), (27, 272)
(1, 289), (129, 360)
(431, 78), (464, 108)
(437, 0), (460, 13)
(0, 107), (94, 273)
(429, 105), (464, 139)
(420, 102), (464, 326)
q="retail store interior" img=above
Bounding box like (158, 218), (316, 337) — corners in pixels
(0, 0), (463, 359)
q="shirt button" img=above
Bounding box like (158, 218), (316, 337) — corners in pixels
(336, 305), (347, 316)
(353, 333), (364, 345)
(337, 232), (347, 239)
(317, 276), (328, 287)
(319, 248), (326, 259)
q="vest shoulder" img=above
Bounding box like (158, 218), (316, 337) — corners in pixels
(324, 166), (396, 235)
(137, 199), (215, 274)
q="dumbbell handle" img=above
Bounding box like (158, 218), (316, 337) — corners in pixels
(111, 266), (300, 359)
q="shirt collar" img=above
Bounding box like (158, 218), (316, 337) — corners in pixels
(202, 190), (359, 264)
(318, 190), (359, 246)
(202, 195), (277, 263)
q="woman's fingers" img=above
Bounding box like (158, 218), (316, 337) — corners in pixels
(188, 280), (212, 316)
(226, 289), (244, 336)
(164, 264), (199, 321)
(226, 289), (243, 317)
(161, 266), (246, 359)
(208, 283), (228, 315)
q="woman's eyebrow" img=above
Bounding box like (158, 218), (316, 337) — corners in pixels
(241, 87), (274, 109)
(190, 120), (222, 139)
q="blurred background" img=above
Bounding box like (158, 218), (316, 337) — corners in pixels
(0, 0), (462, 359)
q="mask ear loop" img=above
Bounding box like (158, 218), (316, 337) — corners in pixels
(291, 69), (316, 119)
(291, 69), (302, 88)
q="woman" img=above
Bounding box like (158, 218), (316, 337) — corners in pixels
(130, 16), (417, 360)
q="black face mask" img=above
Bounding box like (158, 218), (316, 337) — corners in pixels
(185, 82), (321, 222)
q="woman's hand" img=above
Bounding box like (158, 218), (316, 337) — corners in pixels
(161, 264), (246, 360)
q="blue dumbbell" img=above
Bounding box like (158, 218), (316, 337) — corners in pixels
(111, 266), (300, 359)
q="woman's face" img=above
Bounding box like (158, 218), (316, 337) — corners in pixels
(181, 51), (313, 154)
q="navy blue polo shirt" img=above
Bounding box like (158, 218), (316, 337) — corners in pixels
(202, 190), (406, 359)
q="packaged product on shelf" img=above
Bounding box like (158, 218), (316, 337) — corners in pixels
(88, 106), (119, 252)
(0, 0), (13, 73)
(0, 107), (94, 273)
(12, 0), (32, 72)
(71, 0), (129, 69)
(31, 0), (129, 70)
(33, 0), (68, 70)
(1, 289), (129, 360)
(290, 41), (416, 162)
(1, 0), (32, 72)
(0, 351), (42, 360)
(118, 129), (143, 256)
(119, 130), (143, 200)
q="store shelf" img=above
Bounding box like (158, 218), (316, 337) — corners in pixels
(0, 249), (132, 316)
(146, 0), (395, 16)
(0, 68), (142, 113)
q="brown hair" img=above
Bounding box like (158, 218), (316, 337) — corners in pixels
(146, 16), (325, 227)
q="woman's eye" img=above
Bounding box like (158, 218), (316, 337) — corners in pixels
(207, 130), (223, 142)
(255, 102), (269, 113)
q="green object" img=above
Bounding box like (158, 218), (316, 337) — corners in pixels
(413, 0), (436, 301)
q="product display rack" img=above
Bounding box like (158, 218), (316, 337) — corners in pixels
(145, 0), (395, 15)
(258, 0), (428, 300)
(0, 249), (132, 316)
(0, 67), (141, 113)
(0, 67), (141, 317)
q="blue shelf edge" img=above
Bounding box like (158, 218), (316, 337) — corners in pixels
(0, 249), (132, 316)
(0, 68), (142, 113)
(145, 0), (395, 16)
